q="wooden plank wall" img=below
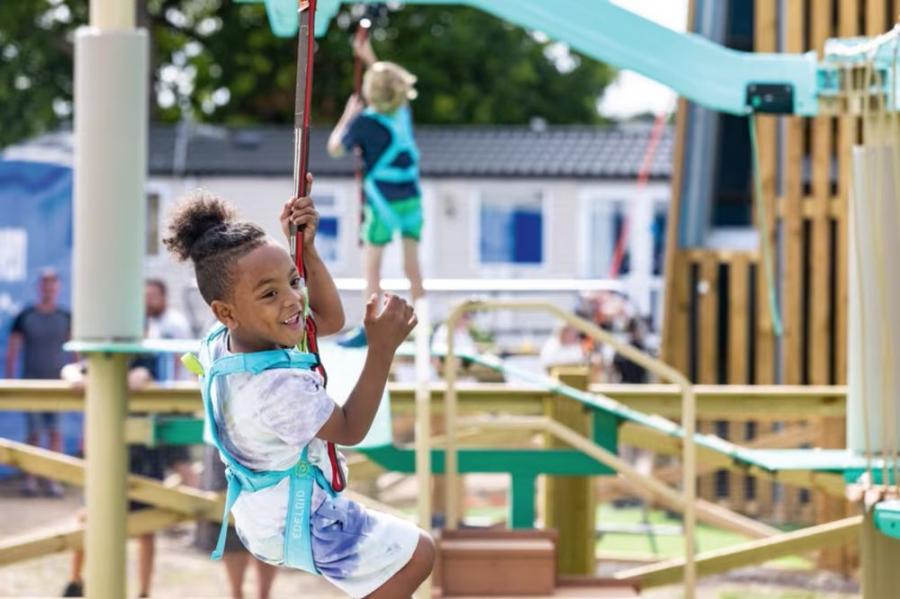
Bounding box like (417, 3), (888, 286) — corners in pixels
(661, 0), (895, 538)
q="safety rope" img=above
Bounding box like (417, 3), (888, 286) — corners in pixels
(747, 114), (784, 337)
(292, 0), (345, 492)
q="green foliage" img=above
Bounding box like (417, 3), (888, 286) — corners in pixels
(0, 1), (615, 148)
(0, 0), (87, 148)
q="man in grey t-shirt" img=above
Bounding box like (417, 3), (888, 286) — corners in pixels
(4, 268), (71, 496)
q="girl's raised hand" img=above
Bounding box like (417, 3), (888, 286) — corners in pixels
(363, 293), (417, 354)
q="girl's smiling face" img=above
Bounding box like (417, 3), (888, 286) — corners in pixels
(211, 240), (306, 353)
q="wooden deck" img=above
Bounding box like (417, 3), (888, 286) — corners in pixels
(436, 579), (641, 598)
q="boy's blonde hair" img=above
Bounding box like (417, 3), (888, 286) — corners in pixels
(362, 61), (418, 114)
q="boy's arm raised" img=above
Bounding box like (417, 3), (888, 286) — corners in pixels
(327, 95), (365, 158)
(316, 295), (416, 445)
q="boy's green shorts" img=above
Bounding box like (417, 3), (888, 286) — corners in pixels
(361, 196), (423, 246)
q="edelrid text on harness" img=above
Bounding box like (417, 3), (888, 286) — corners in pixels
(183, 325), (339, 573)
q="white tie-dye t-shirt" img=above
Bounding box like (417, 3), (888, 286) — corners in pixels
(201, 330), (342, 562)
(199, 329), (421, 598)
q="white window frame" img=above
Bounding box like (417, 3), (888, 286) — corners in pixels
(144, 179), (173, 267)
(578, 182), (670, 325)
(310, 181), (348, 272)
(471, 183), (550, 275)
(577, 184), (633, 279)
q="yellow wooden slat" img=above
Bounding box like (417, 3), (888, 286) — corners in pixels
(809, 0), (833, 386)
(757, 421), (776, 518)
(0, 439), (225, 522)
(0, 381), (851, 420)
(866, 0), (888, 35)
(543, 369), (595, 576)
(835, 0), (860, 384)
(698, 256), (720, 385)
(0, 509), (187, 567)
(696, 421), (715, 503)
(783, 0), (806, 385)
(615, 516), (861, 589)
(728, 255), (750, 385)
(661, 99), (692, 374)
(754, 0), (778, 386)
(728, 420), (746, 513)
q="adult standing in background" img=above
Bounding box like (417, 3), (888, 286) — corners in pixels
(144, 279), (198, 488)
(145, 278), (192, 379)
(4, 268), (71, 496)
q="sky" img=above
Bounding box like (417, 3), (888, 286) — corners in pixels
(597, 0), (690, 119)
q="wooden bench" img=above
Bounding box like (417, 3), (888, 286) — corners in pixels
(437, 529), (558, 597)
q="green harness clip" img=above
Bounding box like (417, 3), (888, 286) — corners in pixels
(181, 353), (205, 377)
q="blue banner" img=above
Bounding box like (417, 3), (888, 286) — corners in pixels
(0, 160), (81, 467)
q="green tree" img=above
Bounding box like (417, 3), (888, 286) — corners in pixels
(0, 1), (615, 148)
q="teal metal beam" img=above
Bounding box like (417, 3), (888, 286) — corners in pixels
(510, 473), (536, 529)
(239, 0), (820, 115)
(143, 416), (615, 476)
(360, 445), (615, 476)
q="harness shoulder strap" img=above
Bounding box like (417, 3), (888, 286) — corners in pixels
(198, 340), (331, 573)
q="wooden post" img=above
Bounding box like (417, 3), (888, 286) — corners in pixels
(806, 0), (851, 572)
(414, 298), (432, 599)
(782, 0), (804, 387)
(698, 255), (719, 386)
(84, 354), (129, 599)
(861, 511), (900, 598)
(661, 99), (692, 374)
(835, 0), (860, 385)
(543, 367), (595, 575)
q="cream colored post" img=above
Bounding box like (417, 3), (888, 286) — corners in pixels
(414, 298), (432, 598)
(443, 304), (461, 529)
(90, 0), (134, 29)
(78, 1), (143, 598)
(85, 354), (129, 599)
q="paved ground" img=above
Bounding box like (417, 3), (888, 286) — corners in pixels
(0, 479), (341, 598)
(0, 477), (860, 598)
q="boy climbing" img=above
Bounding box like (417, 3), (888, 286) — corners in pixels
(328, 36), (425, 347)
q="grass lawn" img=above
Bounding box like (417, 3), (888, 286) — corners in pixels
(461, 502), (814, 570)
(594, 504), (812, 569)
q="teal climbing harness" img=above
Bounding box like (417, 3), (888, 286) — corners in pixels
(361, 105), (422, 233)
(185, 324), (338, 574)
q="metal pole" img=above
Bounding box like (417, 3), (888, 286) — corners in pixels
(85, 354), (129, 599)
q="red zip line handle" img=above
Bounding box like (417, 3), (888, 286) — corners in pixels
(292, 0), (345, 492)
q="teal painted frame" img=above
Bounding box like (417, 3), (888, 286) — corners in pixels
(238, 0), (821, 115)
